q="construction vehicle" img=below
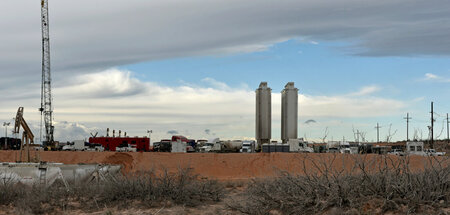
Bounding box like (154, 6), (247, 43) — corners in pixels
(14, 107), (36, 162)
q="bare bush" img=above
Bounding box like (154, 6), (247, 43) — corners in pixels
(228, 155), (449, 215)
(0, 167), (224, 214)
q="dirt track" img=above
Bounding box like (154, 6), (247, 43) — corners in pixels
(0, 151), (447, 180)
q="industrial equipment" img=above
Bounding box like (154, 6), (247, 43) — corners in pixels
(256, 82), (272, 149)
(281, 82), (299, 143)
(14, 107), (35, 162)
(39, 0), (55, 148)
(89, 136), (150, 152)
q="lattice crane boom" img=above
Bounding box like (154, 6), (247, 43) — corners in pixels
(40, 0), (54, 146)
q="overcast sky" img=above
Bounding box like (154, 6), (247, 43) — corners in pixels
(1, 0), (449, 143)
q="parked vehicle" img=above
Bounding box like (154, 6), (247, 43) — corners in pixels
(288, 139), (314, 153)
(424, 149), (446, 156)
(172, 136), (188, 143)
(85, 143), (104, 152)
(199, 142), (221, 153)
(240, 141), (255, 153)
(388, 149), (405, 156)
(62, 140), (86, 151)
(326, 147), (339, 153)
(221, 140), (243, 152)
(116, 144), (137, 152)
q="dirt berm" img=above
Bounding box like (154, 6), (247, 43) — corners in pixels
(0, 151), (446, 180)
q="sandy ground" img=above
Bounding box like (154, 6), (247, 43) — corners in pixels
(0, 151), (446, 180)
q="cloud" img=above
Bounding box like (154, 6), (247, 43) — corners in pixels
(423, 73), (450, 82)
(0, 69), (408, 142)
(201, 78), (231, 91)
(350, 85), (381, 96)
(167, 130), (179, 135)
(1, 0), (450, 80)
(304, 119), (317, 124)
(204, 129), (211, 135)
(58, 68), (150, 98)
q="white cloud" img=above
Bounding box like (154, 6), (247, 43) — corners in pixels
(423, 73), (450, 82)
(58, 68), (150, 98)
(0, 69), (407, 142)
(350, 85), (381, 96)
(201, 77), (231, 91)
(425, 73), (439, 80)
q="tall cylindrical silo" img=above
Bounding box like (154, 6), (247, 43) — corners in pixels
(281, 82), (298, 143)
(256, 82), (271, 147)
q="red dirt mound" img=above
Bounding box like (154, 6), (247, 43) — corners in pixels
(0, 151), (447, 180)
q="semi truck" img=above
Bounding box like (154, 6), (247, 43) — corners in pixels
(62, 140), (86, 151)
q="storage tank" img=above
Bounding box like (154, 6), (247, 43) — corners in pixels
(256, 82), (271, 147)
(281, 82), (298, 143)
(222, 140), (243, 152)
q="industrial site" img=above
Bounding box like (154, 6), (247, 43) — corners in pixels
(1, 0), (449, 214)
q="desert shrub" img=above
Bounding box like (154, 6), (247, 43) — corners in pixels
(0, 167), (224, 213)
(83, 167), (224, 209)
(0, 179), (25, 206)
(228, 155), (449, 215)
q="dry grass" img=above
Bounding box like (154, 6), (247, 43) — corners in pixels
(0, 168), (224, 214)
(227, 155), (449, 215)
(1, 155), (448, 214)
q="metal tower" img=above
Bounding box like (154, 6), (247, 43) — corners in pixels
(39, 0), (54, 146)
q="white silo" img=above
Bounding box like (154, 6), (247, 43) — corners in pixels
(281, 82), (298, 143)
(256, 82), (271, 147)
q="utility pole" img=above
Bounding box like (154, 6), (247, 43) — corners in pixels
(3, 122), (10, 149)
(375, 123), (381, 143)
(147, 130), (152, 143)
(446, 113), (449, 144)
(430, 102), (434, 149)
(356, 130), (361, 144)
(404, 113), (412, 141)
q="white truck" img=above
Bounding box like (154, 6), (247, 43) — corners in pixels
(424, 149), (446, 156)
(288, 139), (314, 153)
(116, 144), (137, 152)
(62, 140), (86, 151)
(198, 142), (221, 153)
(388, 149), (405, 156)
(85, 143), (105, 152)
(240, 141), (255, 153)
